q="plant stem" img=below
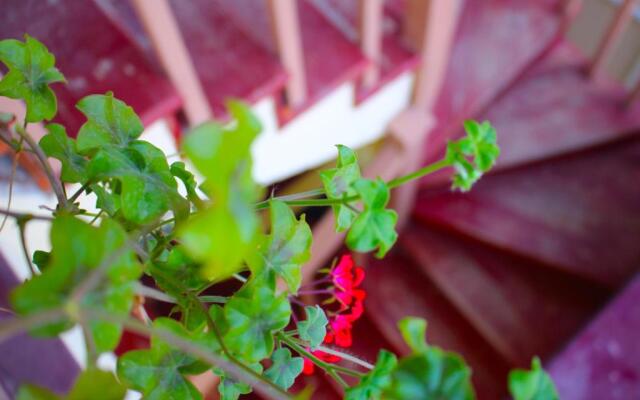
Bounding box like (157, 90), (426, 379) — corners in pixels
(277, 333), (361, 388)
(0, 307), (66, 342)
(18, 222), (37, 276)
(316, 345), (375, 370)
(386, 159), (450, 189)
(135, 283), (176, 303)
(80, 307), (291, 400)
(14, 125), (67, 207)
(68, 182), (91, 203)
(0, 208), (54, 221)
(255, 188), (326, 210)
(0, 146), (20, 232)
(198, 295), (228, 304)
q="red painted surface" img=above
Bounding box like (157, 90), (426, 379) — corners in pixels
(310, 0), (419, 101)
(1, 0), (181, 135)
(167, 0), (288, 119)
(423, 0), (563, 162)
(277, 0), (369, 123)
(414, 137), (640, 288)
(363, 250), (510, 400)
(549, 274), (640, 400)
(401, 224), (609, 367)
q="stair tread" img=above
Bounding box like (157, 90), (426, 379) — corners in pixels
(310, 0), (419, 99)
(168, 0), (288, 118)
(1, 0), (182, 134)
(401, 224), (609, 366)
(549, 274), (640, 400)
(363, 250), (510, 399)
(414, 137), (640, 288)
(423, 0), (563, 161)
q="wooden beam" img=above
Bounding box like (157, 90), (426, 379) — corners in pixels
(629, 76), (640, 105)
(267, 0), (307, 107)
(358, 0), (383, 89)
(130, 0), (212, 125)
(589, 0), (639, 80)
(405, 0), (462, 112)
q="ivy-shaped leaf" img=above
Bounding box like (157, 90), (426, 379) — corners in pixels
(31, 250), (50, 272)
(39, 124), (87, 183)
(398, 317), (428, 353)
(320, 145), (361, 231)
(509, 357), (559, 400)
(0, 35), (65, 122)
(17, 368), (126, 400)
(265, 348), (304, 390)
(254, 200), (311, 294)
(345, 350), (397, 400)
(217, 363), (263, 400)
(223, 282), (291, 363)
(171, 161), (203, 207)
(297, 305), (328, 350)
(10, 217), (141, 352)
(384, 347), (475, 400)
(446, 120), (499, 191)
(384, 317), (475, 400)
(346, 178), (398, 258)
(117, 318), (219, 400)
(180, 101), (261, 280)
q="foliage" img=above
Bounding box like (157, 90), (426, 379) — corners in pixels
(0, 36), (558, 400)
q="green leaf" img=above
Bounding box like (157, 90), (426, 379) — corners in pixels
(10, 217), (141, 352)
(0, 35), (65, 122)
(76, 93), (143, 153)
(346, 178), (398, 258)
(39, 124), (87, 183)
(297, 305), (328, 350)
(509, 357), (559, 400)
(384, 347), (475, 400)
(320, 145), (361, 231)
(398, 317), (428, 353)
(345, 350), (397, 400)
(171, 161), (202, 206)
(117, 318), (219, 400)
(217, 363), (263, 400)
(17, 368), (126, 400)
(255, 200), (312, 294)
(223, 282), (291, 363)
(265, 348), (304, 390)
(179, 102), (261, 280)
(31, 250), (50, 271)
(446, 120), (499, 191)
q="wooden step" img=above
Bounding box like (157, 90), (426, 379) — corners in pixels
(414, 137), (640, 288)
(309, 0), (419, 100)
(423, 0), (564, 161)
(1, 0), (182, 135)
(166, 0), (288, 119)
(549, 273), (640, 399)
(362, 249), (510, 399)
(401, 223), (609, 367)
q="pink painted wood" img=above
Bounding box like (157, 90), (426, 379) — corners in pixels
(422, 0), (564, 162)
(363, 250), (510, 400)
(358, 0), (383, 89)
(1, 0), (182, 135)
(163, 0), (288, 119)
(401, 223), (609, 367)
(413, 136), (640, 288)
(549, 274), (640, 399)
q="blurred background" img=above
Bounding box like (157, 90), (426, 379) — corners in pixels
(1, 0), (640, 398)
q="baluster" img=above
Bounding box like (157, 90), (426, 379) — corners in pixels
(358, 0), (383, 89)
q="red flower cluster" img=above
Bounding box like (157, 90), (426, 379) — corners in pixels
(302, 254), (366, 375)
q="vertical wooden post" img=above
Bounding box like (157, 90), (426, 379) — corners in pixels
(130, 0), (212, 125)
(267, 0), (307, 107)
(358, 0), (383, 89)
(589, 0), (639, 80)
(629, 77), (640, 105)
(558, 0), (584, 37)
(405, 0), (462, 112)
(390, 0), (461, 226)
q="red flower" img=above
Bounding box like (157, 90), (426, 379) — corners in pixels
(331, 255), (366, 314)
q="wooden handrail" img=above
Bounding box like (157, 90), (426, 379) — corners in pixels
(267, 0), (307, 107)
(130, 0), (212, 126)
(589, 0), (639, 80)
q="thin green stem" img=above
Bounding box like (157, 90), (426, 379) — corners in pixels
(387, 159), (450, 189)
(14, 125), (67, 207)
(255, 188), (326, 210)
(316, 345), (375, 370)
(80, 320), (98, 367)
(0, 307), (66, 342)
(198, 295), (228, 304)
(0, 142), (21, 233)
(68, 182), (91, 204)
(18, 221), (37, 276)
